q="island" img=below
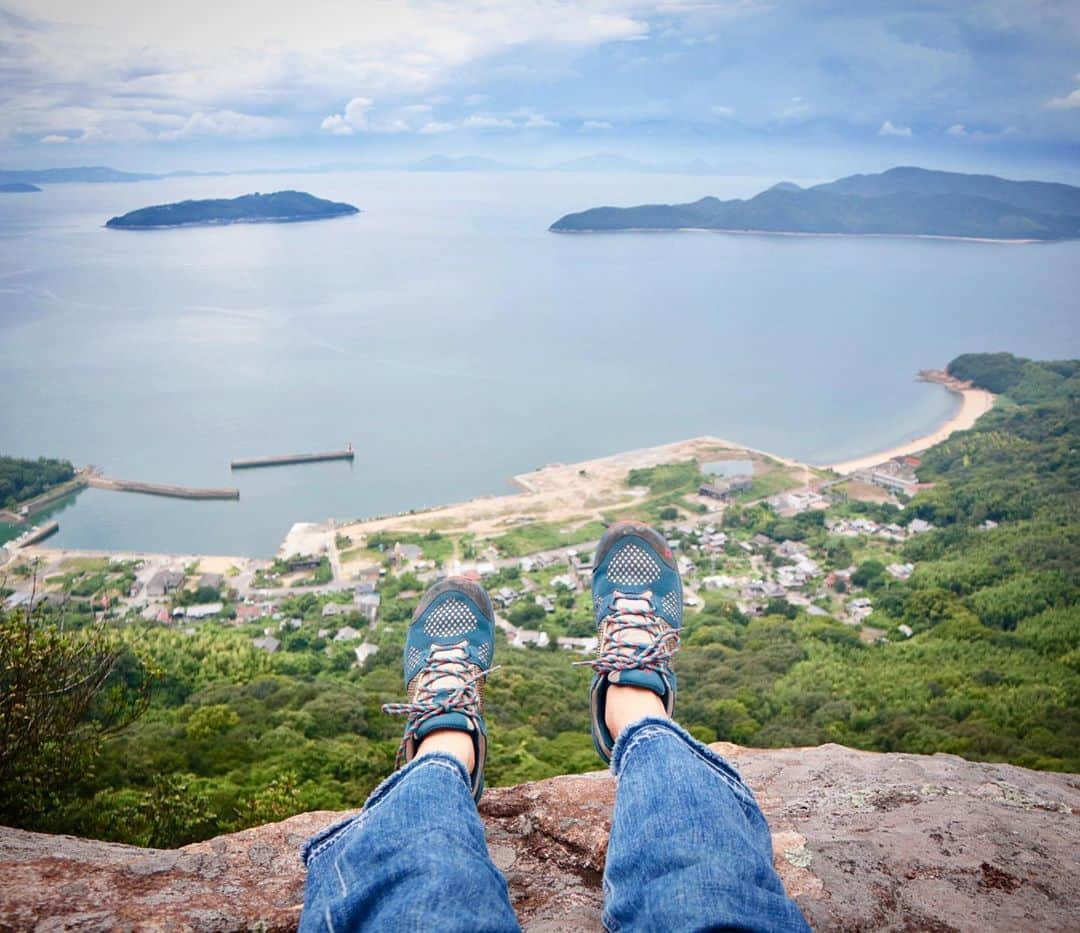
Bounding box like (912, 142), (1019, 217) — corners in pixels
(0, 182), (42, 193)
(550, 166), (1080, 241)
(105, 190), (360, 229)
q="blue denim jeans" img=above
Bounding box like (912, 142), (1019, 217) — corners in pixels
(300, 717), (810, 932)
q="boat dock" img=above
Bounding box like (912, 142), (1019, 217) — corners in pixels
(230, 444), (355, 470)
(88, 476), (239, 500)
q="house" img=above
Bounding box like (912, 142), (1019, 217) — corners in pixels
(252, 633), (280, 653)
(185, 602), (223, 619)
(898, 624), (914, 638)
(354, 593), (381, 623)
(556, 636), (598, 654)
(677, 556), (696, 577)
(392, 543), (423, 563)
(354, 579), (377, 595)
(752, 534), (774, 548)
(698, 476), (752, 500)
(908, 519), (935, 534)
(197, 572), (224, 591)
(980, 519), (999, 531)
(322, 602), (354, 618)
(703, 575), (735, 590)
(776, 540), (809, 558)
(511, 628), (550, 648)
(550, 573), (577, 591)
(333, 626), (362, 642)
(277, 617), (302, 631)
(806, 605), (830, 617)
(146, 570), (184, 597)
(354, 642), (379, 665)
(886, 562), (915, 581)
(494, 586), (518, 607)
(535, 595), (556, 614)
(287, 556), (323, 571)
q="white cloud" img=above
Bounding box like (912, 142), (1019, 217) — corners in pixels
(946, 123), (967, 137)
(320, 97), (374, 135)
(462, 113), (515, 128)
(2, 1), (650, 145)
(320, 114), (353, 136)
(878, 120), (912, 137)
(158, 109), (284, 141)
(39, 133), (70, 144)
(582, 119), (614, 130)
(1044, 88), (1080, 110)
(522, 113), (556, 128)
(419, 121), (456, 134)
(711, 105), (734, 116)
(778, 97), (811, 120)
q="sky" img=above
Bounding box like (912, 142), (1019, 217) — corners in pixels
(2, 0), (1079, 176)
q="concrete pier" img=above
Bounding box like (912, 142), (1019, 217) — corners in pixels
(230, 444), (354, 470)
(16, 521), (60, 547)
(88, 476), (239, 500)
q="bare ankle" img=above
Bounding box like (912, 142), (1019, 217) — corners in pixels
(416, 729), (476, 773)
(605, 684), (667, 740)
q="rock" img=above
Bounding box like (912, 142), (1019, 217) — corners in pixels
(1, 743), (1077, 931)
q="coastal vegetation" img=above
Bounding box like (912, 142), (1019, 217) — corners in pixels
(0, 455), (75, 509)
(550, 166), (1080, 240)
(105, 191), (359, 229)
(1, 352), (1076, 846)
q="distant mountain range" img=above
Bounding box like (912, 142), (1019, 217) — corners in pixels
(105, 191), (359, 229)
(550, 167), (1080, 241)
(0, 182), (41, 193)
(0, 166), (158, 185)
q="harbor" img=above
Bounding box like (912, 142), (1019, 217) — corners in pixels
(231, 444), (355, 470)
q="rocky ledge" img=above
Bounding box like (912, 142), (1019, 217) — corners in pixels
(2, 743), (1077, 931)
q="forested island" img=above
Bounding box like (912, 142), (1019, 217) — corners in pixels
(551, 166), (1080, 240)
(105, 191), (359, 229)
(0, 182), (41, 193)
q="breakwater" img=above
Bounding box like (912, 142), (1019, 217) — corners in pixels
(88, 476), (239, 500)
(17, 521), (60, 547)
(231, 445), (354, 470)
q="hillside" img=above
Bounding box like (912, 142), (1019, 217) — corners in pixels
(550, 167), (1080, 240)
(105, 191), (359, 229)
(0, 182), (41, 193)
(0, 352), (1075, 854)
(2, 743), (1076, 931)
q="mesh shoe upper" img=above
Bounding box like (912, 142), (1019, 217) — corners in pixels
(383, 578), (496, 802)
(586, 522), (683, 763)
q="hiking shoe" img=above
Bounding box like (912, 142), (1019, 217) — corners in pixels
(381, 578), (497, 801)
(583, 521), (682, 763)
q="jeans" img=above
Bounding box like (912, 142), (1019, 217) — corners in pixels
(300, 717), (810, 932)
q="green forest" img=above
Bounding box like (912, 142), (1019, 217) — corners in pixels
(1, 352), (1076, 847)
(0, 455), (74, 509)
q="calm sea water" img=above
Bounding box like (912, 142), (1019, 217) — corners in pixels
(1, 171), (1078, 556)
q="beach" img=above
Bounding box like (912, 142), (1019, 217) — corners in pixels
(825, 372), (996, 475)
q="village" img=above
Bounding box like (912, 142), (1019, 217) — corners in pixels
(1, 436), (964, 670)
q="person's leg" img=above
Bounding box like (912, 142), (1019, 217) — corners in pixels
(299, 578), (519, 933)
(585, 522), (809, 932)
(300, 750), (518, 932)
(604, 712), (809, 931)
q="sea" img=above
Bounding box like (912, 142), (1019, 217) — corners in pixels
(1, 170), (1078, 556)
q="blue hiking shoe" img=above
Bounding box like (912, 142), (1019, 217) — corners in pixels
(584, 521), (682, 763)
(381, 578), (497, 802)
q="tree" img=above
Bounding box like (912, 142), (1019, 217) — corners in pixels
(0, 601), (154, 829)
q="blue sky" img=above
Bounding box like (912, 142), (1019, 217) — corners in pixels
(2, 1), (1079, 175)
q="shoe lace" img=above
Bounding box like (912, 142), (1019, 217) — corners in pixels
(382, 643), (498, 768)
(574, 591), (680, 676)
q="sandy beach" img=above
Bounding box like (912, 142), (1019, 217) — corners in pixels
(826, 372), (996, 475)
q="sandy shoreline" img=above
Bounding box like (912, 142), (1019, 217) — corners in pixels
(826, 372), (995, 475)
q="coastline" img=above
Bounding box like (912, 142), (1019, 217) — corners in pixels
(825, 371), (995, 475)
(2, 371), (996, 565)
(549, 226), (1043, 244)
